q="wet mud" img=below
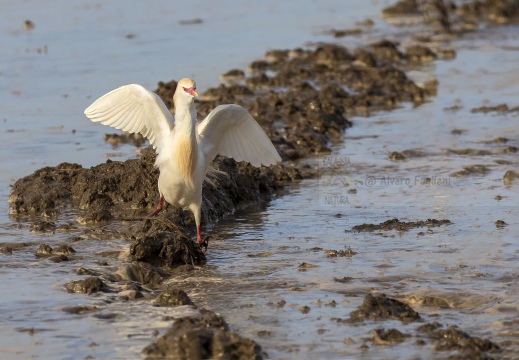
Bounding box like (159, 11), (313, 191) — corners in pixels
(141, 309), (264, 360)
(382, 0), (519, 30)
(351, 218), (452, 232)
(347, 294), (421, 323)
(331, 293), (501, 357)
(5, 1), (519, 358)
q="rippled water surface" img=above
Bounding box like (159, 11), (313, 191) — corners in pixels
(176, 27), (519, 359)
(1, 0), (519, 359)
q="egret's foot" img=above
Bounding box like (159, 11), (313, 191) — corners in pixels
(197, 236), (210, 253)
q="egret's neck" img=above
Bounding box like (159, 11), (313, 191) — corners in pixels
(174, 97), (197, 132)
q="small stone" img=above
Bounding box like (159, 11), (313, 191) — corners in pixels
(300, 306), (310, 314)
(298, 262), (317, 270)
(495, 220), (507, 228)
(0, 246), (13, 254)
(23, 20), (35, 30)
(35, 244), (53, 257)
(49, 254), (69, 263)
(155, 289), (195, 307)
(66, 277), (105, 294)
(388, 151), (406, 161)
(119, 289), (144, 300)
(372, 328), (407, 345)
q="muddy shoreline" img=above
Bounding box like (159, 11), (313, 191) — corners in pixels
(5, 1), (519, 358)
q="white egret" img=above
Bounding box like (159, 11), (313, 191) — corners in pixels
(84, 78), (281, 243)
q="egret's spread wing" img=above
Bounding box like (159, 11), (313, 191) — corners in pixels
(84, 84), (174, 151)
(197, 104), (281, 167)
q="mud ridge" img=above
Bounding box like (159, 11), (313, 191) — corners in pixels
(350, 218), (452, 232)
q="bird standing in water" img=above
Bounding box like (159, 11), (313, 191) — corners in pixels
(84, 78), (281, 244)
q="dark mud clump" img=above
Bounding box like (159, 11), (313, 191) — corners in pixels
(35, 243), (54, 257)
(326, 248), (357, 257)
(445, 148), (493, 156)
(103, 132), (146, 147)
(351, 218), (451, 232)
(348, 293), (421, 323)
(326, 28), (362, 38)
(155, 287), (196, 307)
(7, 152), (158, 217)
(61, 305), (100, 314)
(0, 246), (13, 254)
(115, 262), (165, 286)
(495, 220), (507, 228)
(8, 163), (83, 216)
(417, 323), (500, 357)
(36, 243), (76, 259)
(30, 221), (56, 234)
(371, 328), (408, 345)
(451, 164), (490, 177)
(141, 309), (264, 360)
(388, 151), (406, 161)
(405, 45), (437, 63)
(433, 326), (500, 354)
(382, 0), (519, 31)
(471, 103), (519, 113)
(219, 69), (246, 82)
(66, 277), (107, 294)
(503, 170), (519, 185)
(129, 219), (206, 269)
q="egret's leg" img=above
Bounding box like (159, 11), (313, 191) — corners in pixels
(196, 225), (202, 244)
(148, 197), (164, 217)
(190, 204), (203, 243)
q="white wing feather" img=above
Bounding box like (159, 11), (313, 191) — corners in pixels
(84, 84), (174, 152)
(198, 104), (281, 167)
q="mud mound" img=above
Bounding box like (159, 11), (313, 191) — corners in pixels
(158, 41), (436, 162)
(8, 149), (159, 217)
(8, 148), (292, 225)
(115, 261), (165, 286)
(433, 326), (500, 355)
(66, 277), (107, 294)
(371, 328), (409, 345)
(382, 0), (519, 31)
(129, 219), (206, 268)
(141, 309), (264, 360)
(348, 293), (421, 323)
(8, 163), (83, 216)
(418, 323), (500, 357)
(155, 287), (196, 307)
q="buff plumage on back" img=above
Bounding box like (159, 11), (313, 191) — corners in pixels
(84, 84), (174, 153)
(175, 135), (198, 186)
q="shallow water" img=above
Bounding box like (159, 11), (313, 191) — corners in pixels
(183, 26), (519, 358)
(0, 0), (390, 181)
(1, 1), (519, 359)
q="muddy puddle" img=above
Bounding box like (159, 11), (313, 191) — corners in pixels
(2, 1), (519, 359)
